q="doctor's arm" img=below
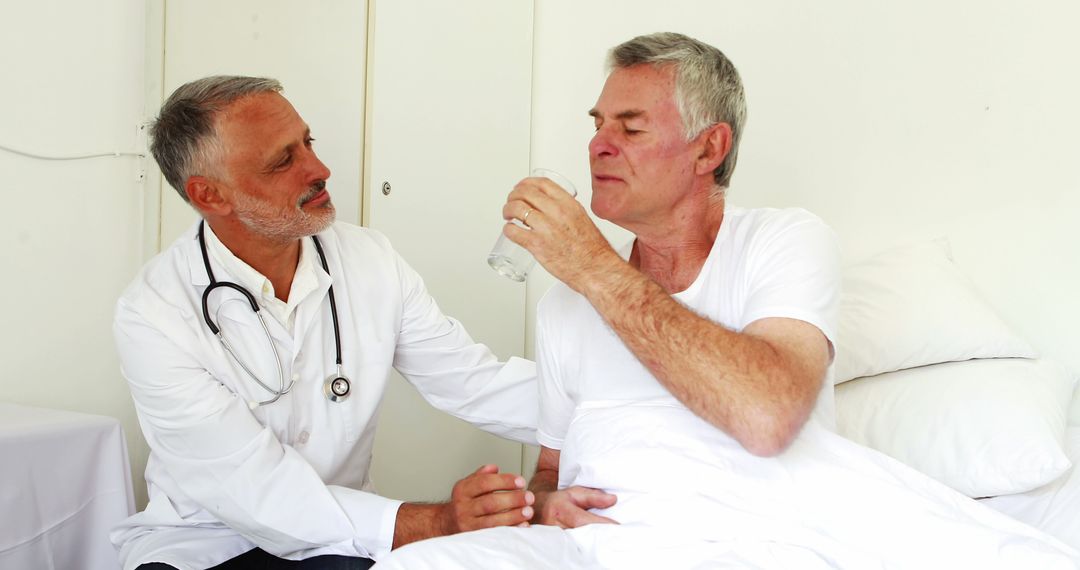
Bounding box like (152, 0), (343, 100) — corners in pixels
(387, 247), (539, 444)
(382, 248), (542, 545)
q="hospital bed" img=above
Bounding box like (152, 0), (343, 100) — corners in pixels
(373, 230), (1080, 569)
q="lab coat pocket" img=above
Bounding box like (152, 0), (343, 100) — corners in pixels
(331, 381), (363, 443)
(333, 338), (395, 443)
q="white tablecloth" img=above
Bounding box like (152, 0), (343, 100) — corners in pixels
(0, 403), (135, 570)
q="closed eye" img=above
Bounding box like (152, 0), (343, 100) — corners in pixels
(268, 136), (315, 172)
(272, 154), (293, 170)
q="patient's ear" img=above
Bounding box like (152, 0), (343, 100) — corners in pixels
(185, 176), (230, 216)
(695, 123), (732, 176)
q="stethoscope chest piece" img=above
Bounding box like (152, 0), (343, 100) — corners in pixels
(324, 373), (352, 403)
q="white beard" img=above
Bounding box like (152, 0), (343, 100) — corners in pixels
(231, 186), (336, 243)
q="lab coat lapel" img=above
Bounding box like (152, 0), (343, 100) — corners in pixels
(184, 221), (212, 288)
(290, 260), (333, 362)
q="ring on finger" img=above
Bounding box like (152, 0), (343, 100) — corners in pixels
(521, 208), (534, 226)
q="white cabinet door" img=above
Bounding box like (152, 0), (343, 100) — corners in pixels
(366, 0), (534, 500)
(160, 0), (368, 244)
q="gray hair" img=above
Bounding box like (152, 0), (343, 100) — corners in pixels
(150, 75), (283, 202)
(608, 32), (747, 189)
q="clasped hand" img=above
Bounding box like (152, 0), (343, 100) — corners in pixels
(441, 464), (535, 532)
(443, 465), (618, 532)
(532, 485), (619, 529)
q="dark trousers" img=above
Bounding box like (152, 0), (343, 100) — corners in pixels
(136, 548), (375, 570)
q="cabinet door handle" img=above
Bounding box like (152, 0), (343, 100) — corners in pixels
(381, 181), (392, 196)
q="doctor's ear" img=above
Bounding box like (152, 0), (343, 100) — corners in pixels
(185, 176), (230, 216)
(695, 123), (733, 177)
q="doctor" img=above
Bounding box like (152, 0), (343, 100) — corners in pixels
(111, 76), (538, 570)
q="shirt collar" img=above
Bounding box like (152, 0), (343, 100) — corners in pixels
(199, 222), (323, 327)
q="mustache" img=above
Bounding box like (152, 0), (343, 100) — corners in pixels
(299, 180), (328, 205)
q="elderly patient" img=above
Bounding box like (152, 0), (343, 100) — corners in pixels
(374, 32), (1079, 569)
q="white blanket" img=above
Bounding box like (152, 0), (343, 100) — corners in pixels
(375, 401), (1079, 569)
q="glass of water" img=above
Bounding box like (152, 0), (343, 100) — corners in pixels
(487, 168), (577, 282)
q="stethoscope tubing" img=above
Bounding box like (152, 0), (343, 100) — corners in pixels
(310, 232), (343, 368)
(197, 221), (344, 407)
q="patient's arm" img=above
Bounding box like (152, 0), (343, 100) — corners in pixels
(529, 446), (618, 528)
(549, 237), (829, 457)
(553, 231), (829, 457)
(503, 182), (837, 457)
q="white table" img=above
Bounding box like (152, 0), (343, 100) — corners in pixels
(0, 403), (135, 570)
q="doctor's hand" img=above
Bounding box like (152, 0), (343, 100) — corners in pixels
(533, 485), (618, 529)
(502, 175), (623, 295)
(393, 464), (535, 549)
(443, 464), (536, 532)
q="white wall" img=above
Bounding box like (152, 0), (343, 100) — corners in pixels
(0, 0), (153, 505)
(527, 0), (1080, 373)
(364, 0), (534, 501)
(158, 0), (368, 244)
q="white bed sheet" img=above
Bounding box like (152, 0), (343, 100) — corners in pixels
(374, 400), (1079, 570)
(981, 387), (1080, 550)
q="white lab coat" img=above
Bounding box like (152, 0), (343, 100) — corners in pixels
(110, 221), (537, 570)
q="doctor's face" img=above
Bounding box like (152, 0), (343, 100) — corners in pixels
(213, 92), (335, 242)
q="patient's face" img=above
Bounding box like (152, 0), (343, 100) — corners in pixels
(587, 64), (700, 230)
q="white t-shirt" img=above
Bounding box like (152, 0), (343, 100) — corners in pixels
(536, 206), (842, 450)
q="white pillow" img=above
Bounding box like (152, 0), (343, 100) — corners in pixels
(835, 358), (1076, 498)
(980, 426), (1080, 551)
(833, 240), (1035, 384)
(1071, 385), (1080, 428)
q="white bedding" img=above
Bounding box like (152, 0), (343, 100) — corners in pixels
(981, 412), (1080, 550)
(374, 401), (1079, 569)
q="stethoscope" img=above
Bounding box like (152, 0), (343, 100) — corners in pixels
(198, 221), (352, 408)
